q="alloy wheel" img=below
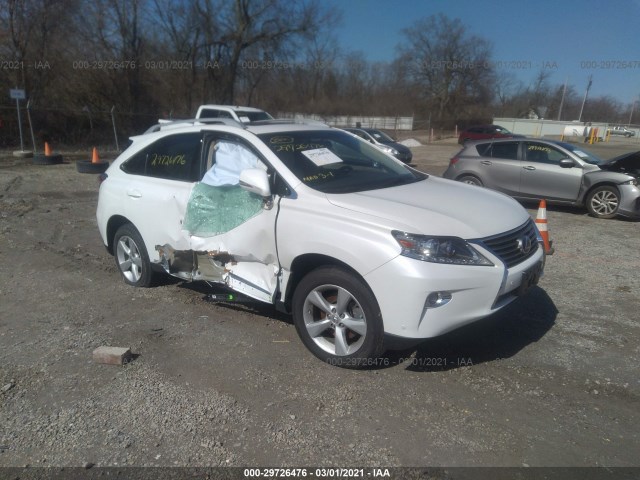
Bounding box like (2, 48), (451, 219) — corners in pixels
(116, 235), (143, 283)
(302, 284), (367, 356)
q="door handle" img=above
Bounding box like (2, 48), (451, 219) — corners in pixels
(127, 190), (142, 198)
(480, 160), (492, 166)
(523, 166), (536, 171)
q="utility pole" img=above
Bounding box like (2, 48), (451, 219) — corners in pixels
(557, 77), (568, 121)
(628, 98), (637, 126)
(578, 75), (592, 122)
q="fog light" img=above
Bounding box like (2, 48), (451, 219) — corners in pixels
(425, 291), (452, 308)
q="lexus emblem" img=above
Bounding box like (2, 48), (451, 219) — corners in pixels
(516, 236), (532, 254)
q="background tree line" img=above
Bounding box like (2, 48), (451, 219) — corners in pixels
(0, 0), (635, 145)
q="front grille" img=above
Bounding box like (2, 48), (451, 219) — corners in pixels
(476, 219), (539, 268)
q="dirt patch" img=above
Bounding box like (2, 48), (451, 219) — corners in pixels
(0, 147), (638, 471)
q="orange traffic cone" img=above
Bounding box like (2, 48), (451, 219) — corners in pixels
(76, 147), (108, 174)
(33, 142), (62, 165)
(535, 200), (554, 255)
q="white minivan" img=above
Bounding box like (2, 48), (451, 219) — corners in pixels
(97, 119), (545, 368)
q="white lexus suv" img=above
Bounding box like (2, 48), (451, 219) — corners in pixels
(97, 118), (545, 368)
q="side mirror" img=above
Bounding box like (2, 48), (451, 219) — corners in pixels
(239, 168), (271, 197)
(559, 159), (575, 168)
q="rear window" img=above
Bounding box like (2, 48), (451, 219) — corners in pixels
(492, 142), (519, 160)
(121, 133), (202, 181)
(476, 143), (492, 157)
(199, 109), (233, 119)
(475, 142), (519, 160)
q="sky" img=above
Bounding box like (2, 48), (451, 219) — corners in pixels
(323, 0), (640, 106)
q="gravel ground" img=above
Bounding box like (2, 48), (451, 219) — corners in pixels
(0, 139), (638, 477)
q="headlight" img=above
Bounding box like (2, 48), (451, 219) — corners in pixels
(621, 178), (637, 186)
(391, 231), (494, 266)
(380, 145), (399, 156)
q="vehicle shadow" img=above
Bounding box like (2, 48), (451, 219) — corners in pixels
(387, 286), (558, 372)
(178, 281), (293, 324)
(177, 281), (557, 372)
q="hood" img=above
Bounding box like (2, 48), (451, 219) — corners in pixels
(327, 177), (529, 239)
(599, 151), (640, 178)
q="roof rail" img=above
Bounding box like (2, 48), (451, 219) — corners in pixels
(143, 117), (245, 134)
(249, 118), (329, 127)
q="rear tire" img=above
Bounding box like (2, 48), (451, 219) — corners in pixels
(458, 175), (483, 187)
(113, 224), (154, 287)
(292, 267), (385, 368)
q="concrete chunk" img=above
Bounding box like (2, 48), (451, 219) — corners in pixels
(92, 346), (132, 365)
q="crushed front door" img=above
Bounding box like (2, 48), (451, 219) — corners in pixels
(155, 135), (280, 303)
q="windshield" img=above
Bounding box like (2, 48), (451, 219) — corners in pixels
(258, 130), (425, 194)
(238, 111), (273, 122)
(557, 142), (605, 165)
(365, 129), (395, 143)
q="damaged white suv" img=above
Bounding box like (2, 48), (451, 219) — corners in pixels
(97, 119), (545, 367)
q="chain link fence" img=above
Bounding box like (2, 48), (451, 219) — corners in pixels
(0, 103), (161, 152)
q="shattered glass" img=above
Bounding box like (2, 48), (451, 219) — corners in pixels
(183, 183), (263, 236)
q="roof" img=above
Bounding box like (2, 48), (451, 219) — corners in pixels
(138, 118), (332, 138)
(198, 104), (267, 113)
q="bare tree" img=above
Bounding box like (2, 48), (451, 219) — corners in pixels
(0, 0), (34, 87)
(583, 95), (626, 123)
(194, 0), (328, 104)
(72, 0), (150, 118)
(494, 71), (522, 117)
(151, 0), (202, 115)
(397, 14), (495, 125)
(0, 0), (75, 99)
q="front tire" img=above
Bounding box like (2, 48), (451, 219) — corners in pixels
(586, 186), (620, 219)
(292, 267), (385, 368)
(113, 224), (154, 287)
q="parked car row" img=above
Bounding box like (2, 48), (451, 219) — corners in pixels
(195, 106), (414, 163)
(607, 126), (636, 137)
(444, 139), (640, 219)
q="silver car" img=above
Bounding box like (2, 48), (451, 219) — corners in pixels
(443, 139), (640, 219)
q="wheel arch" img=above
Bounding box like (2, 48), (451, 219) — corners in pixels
(281, 253), (372, 313)
(583, 181), (620, 204)
(106, 215), (134, 255)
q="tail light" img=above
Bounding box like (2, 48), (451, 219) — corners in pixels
(449, 156), (459, 166)
(98, 173), (108, 185)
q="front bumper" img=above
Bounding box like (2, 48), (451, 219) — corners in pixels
(618, 184), (640, 218)
(396, 152), (413, 163)
(364, 244), (545, 339)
